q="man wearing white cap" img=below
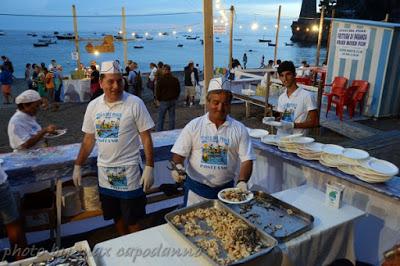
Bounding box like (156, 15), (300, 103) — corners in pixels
(8, 89), (57, 151)
(170, 78), (255, 206)
(73, 61), (155, 235)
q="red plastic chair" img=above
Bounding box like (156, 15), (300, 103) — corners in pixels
(346, 80), (369, 118)
(296, 77), (313, 85)
(323, 77), (348, 119)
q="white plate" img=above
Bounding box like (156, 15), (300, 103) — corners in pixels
(249, 129), (269, 139)
(44, 129), (67, 139)
(280, 133), (303, 140)
(264, 121), (282, 127)
(297, 153), (321, 161)
(322, 144), (345, 155)
(217, 188), (254, 204)
(261, 135), (279, 145)
(301, 142), (324, 152)
(354, 173), (391, 183)
(342, 148), (369, 160)
(360, 158), (399, 176)
(290, 137), (315, 145)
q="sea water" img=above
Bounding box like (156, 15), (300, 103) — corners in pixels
(0, 29), (326, 78)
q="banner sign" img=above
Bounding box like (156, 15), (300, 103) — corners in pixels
(336, 28), (370, 60)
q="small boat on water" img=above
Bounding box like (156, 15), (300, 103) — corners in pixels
(186, 36), (198, 40)
(285, 42), (294, 46)
(177, 44), (183, 47)
(134, 45), (144, 49)
(135, 34), (143, 39)
(32, 33), (38, 37)
(161, 32), (168, 36)
(216, 40), (221, 43)
(0, 31), (5, 36)
(56, 33), (74, 40)
(53, 31), (59, 35)
(259, 39), (272, 43)
(42, 35), (52, 38)
(38, 39), (57, 44)
(268, 43), (276, 47)
(33, 43), (49, 47)
(146, 36), (153, 40)
(234, 38), (242, 41)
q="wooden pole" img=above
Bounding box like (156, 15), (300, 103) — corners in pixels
(325, 8), (335, 63)
(203, 0), (214, 112)
(273, 5), (281, 65)
(72, 5), (80, 70)
(122, 7), (128, 67)
(316, 6), (325, 66)
(228, 5), (234, 70)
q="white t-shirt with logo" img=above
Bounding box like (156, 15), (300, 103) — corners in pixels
(8, 110), (42, 151)
(277, 87), (317, 135)
(82, 92), (155, 194)
(171, 113), (255, 187)
(82, 92), (155, 167)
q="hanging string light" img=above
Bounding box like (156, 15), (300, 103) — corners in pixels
(251, 22), (259, 31)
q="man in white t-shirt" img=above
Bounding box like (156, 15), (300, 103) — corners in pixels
(170, 78), (256, 206)
(73, 61), (155, 235)
(0, 165), (27, 260)
(8, 90), (57, 151)
(264, 61), (318, 136)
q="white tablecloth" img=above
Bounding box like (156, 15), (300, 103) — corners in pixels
(93, 185), (364, 266)
(62, 78), (91, 102)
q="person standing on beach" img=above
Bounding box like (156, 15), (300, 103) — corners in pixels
(45, 68), (56, 111)
(155, 64), (180, 131)
(242, 53), (248, 69)
(170, 79), (255, 206)
(128, 62), (142, 98)
(8, 90), (57, 151)
(264, 61), (318, 136)
(260, 55), (265, 68)
(0, 64), (14, 104)
(184, 60), (198, 107)
(1, 56), (14, 74)
(73, 61), (155, 236)
(90, 65), (100, 96)
(25, 63), (32, 90)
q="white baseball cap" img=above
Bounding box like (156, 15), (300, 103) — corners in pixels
(100, 61), (121, 74)
(15, 90), (41, 104)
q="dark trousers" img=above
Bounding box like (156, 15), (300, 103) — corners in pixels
(157, 100), (176, 132)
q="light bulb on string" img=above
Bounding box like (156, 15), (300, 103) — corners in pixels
(263, 26), (267, 30)
(239, 25), (243, 29)
(312, 25), (319, 32)
(131, 32), (136, 36)
(188, 28), (193, 33)
(172, 30), (177, 35)
(158, 32), (162, 36)
(274, 24), (278, 28)
(251, 22), (259, 31)
(145, 32), (149, 36)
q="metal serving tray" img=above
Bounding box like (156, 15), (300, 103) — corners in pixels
(165, 200), (278, 266)
(228, 191), (314, 242)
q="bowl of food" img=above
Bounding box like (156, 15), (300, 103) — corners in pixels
(218, 188), (254, 204)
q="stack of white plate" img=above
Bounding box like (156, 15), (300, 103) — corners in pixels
(297, 142), (323, 160)
(248, 128), (269, 139)
(278, 137), (315, 153)
(261, 135), (280, 146)
(337, 148), (370, 175)
(350, 157), (398, 183)
(319, 144), (345, 167)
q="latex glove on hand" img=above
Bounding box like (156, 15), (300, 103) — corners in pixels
(72, 165), (82, 187)
(281, 120), (295, 130)
(171, 163), (186, 183)
(236, 181), (248, 191)
(141, 166), (154, 193)
(262, 117), (275, 124)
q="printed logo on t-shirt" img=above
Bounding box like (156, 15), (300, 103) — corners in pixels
(105, 166), (128, 190)
(282, 103), (297, 122)
(95, 112), (122, 143)
(200, 135), (228, 169)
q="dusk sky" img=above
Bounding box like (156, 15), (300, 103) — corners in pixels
(0, 0), (306, 31)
